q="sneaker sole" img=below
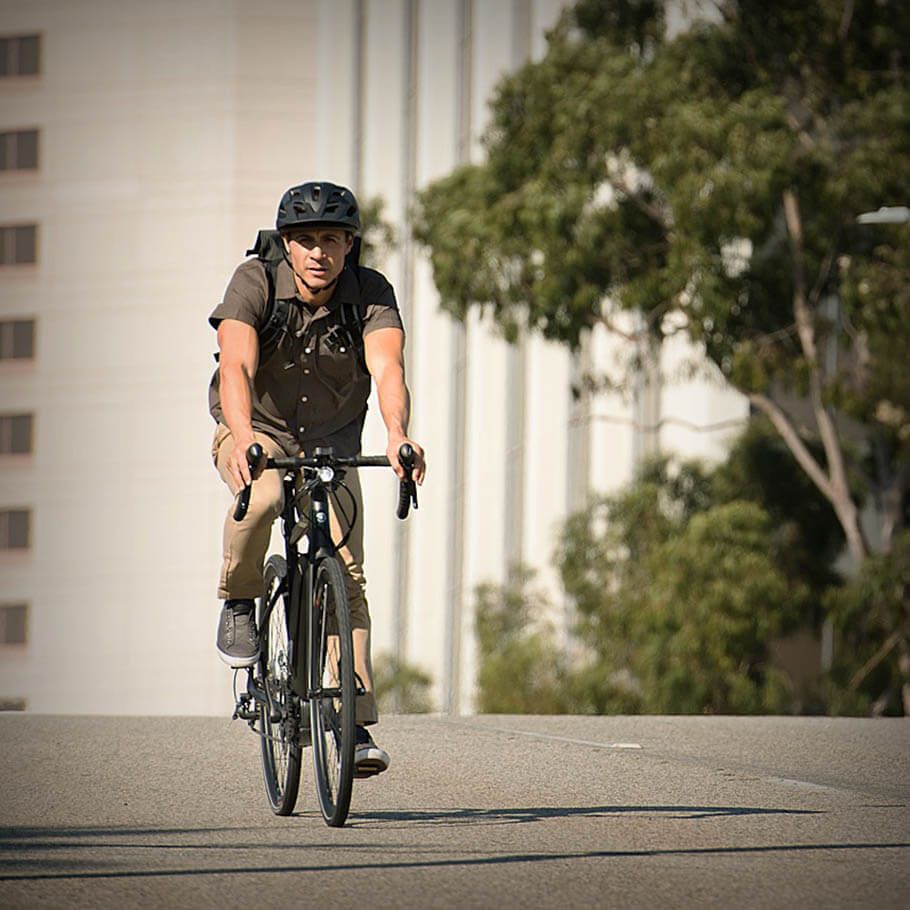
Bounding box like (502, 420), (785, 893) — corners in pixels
(217, 647), (259, 669)
(354, 761), (387, 779)
(354, 746), (389, 778)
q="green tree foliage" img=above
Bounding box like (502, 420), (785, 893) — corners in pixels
(711, 418), (843, 608)
(556, 458), (807, 713)
(474, 423), (851, 714)
(823, 530), (910, 715)
(474, 568), (577, 713)
(358, 195), (397, 267)
(373, 653), (435, 714)
(413, 0), (910, 561)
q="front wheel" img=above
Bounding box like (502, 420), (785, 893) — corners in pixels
(309, 556), (356, 827)
(258, 554), (302, 816)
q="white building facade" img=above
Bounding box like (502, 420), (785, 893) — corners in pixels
(0, 0), (747, 715)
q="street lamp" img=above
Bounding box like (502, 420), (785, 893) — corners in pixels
(856, 206), (910, 224)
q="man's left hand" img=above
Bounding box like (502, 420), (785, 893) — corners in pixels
(388, 436), (426, 485)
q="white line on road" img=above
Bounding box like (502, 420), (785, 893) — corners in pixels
(764, 776), (842, 794)
(452, 721), (643, 751)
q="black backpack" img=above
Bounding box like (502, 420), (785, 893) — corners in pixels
(244, 229), (367, 368)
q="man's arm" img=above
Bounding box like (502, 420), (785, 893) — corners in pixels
(216, 319), (262, 492)
(363, 326), (426, 484)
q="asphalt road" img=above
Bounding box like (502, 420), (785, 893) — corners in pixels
(0, 714), (907, 908)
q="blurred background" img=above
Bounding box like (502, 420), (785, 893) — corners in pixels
(0, 0), (906, 717)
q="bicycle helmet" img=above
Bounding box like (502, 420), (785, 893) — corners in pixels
(276, 182), (361, 235)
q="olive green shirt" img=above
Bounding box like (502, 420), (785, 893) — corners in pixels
(209, 258), (403, 457)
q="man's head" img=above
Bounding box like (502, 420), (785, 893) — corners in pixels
(276, 182), (359, 298)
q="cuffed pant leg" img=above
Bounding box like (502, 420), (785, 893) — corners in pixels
(213, 425), (287, 600)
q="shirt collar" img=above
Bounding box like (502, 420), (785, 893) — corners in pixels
(276, 260), (358, 318)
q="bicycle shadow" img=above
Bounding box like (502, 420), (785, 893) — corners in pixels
(347, 804), (821, 828)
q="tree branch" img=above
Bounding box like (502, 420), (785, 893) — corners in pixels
(849, 629), (902, 691)
(591, 308), (647, 343)
(747, 391), (837, 502)
(602, 172), (672, 230)
(838, 0), (855, 40)
(783, 189), (868, 560)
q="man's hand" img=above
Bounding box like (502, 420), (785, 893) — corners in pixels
(388, 435), (426, 485)
(225, 437), (265, 493)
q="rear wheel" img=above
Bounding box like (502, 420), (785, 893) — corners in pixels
(258, 555), (302, 816)
(309, 556), (356, 827)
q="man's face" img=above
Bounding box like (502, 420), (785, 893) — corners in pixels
(282, 226), (354, 291)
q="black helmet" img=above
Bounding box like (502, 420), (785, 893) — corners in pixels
(276, 181), (361, 235)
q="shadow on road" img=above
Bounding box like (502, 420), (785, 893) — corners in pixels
(0, 827), (907, 883)
(349, 804), (820, 827)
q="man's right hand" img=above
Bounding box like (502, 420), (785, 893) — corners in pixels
(225, 438), (263, 493)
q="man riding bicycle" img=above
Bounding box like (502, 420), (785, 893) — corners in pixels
(208, 181), (426, 777)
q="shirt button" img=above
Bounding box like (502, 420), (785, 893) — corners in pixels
(301, 396), (308, 403)
(304, 347), (312, 355)
(299, 426), (305, 433)
(340, 346), (346, 353)
(304, 368), (310, 375)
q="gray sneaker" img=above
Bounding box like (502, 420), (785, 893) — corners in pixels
(354, 725), (389, 778)
(217, 599), (259, 668)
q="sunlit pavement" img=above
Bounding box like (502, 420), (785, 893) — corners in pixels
(1, 714), (907, 908)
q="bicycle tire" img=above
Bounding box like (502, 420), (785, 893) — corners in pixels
(258, 554), (303, 816)
(309, 556), (356, 827)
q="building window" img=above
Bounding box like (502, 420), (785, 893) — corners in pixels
(0, 414), (33, 454)
(0, 130), (38, 171)
(0, 604), (27, 645)
(0, 508), (30, 549)
(0, 320), (35, 360)
(0, 225), (37, 264)
(0, 35), (40, 77)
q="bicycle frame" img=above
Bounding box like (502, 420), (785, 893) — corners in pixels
(233, 444), (416, 735)
(254, 468), (338, 706)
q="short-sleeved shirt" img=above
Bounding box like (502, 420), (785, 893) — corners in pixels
(208, 258), (403, 457)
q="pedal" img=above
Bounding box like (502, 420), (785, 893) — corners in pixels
(233, 693), (257, 721)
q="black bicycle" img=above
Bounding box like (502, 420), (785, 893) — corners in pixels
(231, 442), (417, 827)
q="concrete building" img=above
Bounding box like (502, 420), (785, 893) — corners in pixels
(0, 0), (747, 716)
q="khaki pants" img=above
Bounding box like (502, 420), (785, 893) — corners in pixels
(212, 423), (377, 724)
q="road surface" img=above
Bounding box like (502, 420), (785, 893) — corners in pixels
(0, 713), (907, 908)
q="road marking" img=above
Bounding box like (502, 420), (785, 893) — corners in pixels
(454, 722), (642, 751)
(764, 776), (841, 794)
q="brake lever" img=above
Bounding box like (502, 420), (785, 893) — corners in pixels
(396, 443), (418, 520)
(232, 442), (264, 521)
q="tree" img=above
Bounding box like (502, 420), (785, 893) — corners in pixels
(555, 456), (809, 713)
(823, 530), (910, 714)
(413, 0), (910, 563)
(474, 567), (578, 714)
(373, 653), (435, 714)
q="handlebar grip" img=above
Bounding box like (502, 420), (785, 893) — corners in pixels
(232, 443), (265, 522)
(396, 443), (418, 520)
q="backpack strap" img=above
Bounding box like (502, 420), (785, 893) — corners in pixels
(338, 266), (367, 373)
(245, 230), (294, 354)
(257, 257), (292, 352)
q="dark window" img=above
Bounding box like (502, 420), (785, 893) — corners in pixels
(0, 35), (40, 77)
(0, 320), (35, 359)
(0, 604), (27, 644)
(0, 414), (33, 454)
(0, 508), (30, 549)
(0, 225), (37, 264)
(0, 130), (38, 170)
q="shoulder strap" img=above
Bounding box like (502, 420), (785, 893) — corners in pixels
(257, 259), (291, 351)
(339, 266), (367, 372)
(248, 230), (292, 352)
